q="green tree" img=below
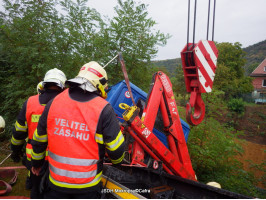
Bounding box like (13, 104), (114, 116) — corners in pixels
(106, 0), (170, 90)
(0, 0), (62, 137)
(0, 0), (104, 136)
(217, 42), (246, 77)
(214, 42), (253, 99)
(171, 64), (187, 106)
(59, 0), (107, 73)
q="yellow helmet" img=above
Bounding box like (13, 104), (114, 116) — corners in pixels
(0, 116), (5, 134)
(67, 61), (108, 98)
(36, 81), (44, 94)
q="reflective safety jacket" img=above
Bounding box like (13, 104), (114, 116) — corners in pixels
(31, 88), (125, 193)
(11, 90), (61, 170)
(47, 89), (108, 189)
(25, 95), (45, 161)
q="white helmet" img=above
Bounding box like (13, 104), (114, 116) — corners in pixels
(0, 116), (5, 134)
(43, 68), (67, 89)
(36, 81), (44, 94)
(67, 61), (108, 98)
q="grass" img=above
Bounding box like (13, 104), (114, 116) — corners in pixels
(0, 143), (30, 198)
(243, 102), (257, 106)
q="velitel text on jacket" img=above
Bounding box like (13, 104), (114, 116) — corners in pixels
(53, 118), (90, 141)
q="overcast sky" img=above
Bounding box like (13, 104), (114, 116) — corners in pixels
(87, 0), (266, 60)
(1, 0), (266, 60)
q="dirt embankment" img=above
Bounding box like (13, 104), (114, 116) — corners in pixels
(234, 105), (265, 189)
(236, 105), (266, 145)
(235, 139), (265, 188)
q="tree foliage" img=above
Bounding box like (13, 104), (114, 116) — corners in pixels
(0, 0), (169, 137)
(227, 98), (245, 115)
(188, 118), (260, 197)
(214, 42), (253, 99)
(216, 42), (246, 77)
(152, 58), (182, 76)
(171, 64), (187, 105)
(106, 0), (170, 89)
(0, 0), (64, 135)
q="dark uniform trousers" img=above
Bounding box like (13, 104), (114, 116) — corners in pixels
(30, 172), (43, 199)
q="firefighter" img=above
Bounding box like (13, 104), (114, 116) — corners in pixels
(10, 68), (67, 198)
(31, 61), (125, 199)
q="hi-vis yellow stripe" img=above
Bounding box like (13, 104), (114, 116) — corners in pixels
(101, 176), (145, 199)
(33, 129), (47, 142)
(105, 131), (124, 151)
(111, 152), (125, 164)
(11, 135), (24, 145)
(31, 114), (41, 122)
(15, 121), (27, 132)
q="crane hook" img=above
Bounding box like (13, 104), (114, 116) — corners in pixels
(186, 91), (205, 126)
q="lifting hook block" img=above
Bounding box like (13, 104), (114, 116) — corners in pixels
(186, 91), (205, 126)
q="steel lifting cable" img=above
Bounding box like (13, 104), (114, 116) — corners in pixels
(186, 0), (197, 48)
(186, 0), (198, 49)
(206, 0), (211, 40)
(188, 0), (217, 43)
(118, 52), (136, 106)
(186, 0), (197, 66)
(186, 0), (197, 65)
(187, 0), (190, 51)
(206, 0), (217, 41)
(192, 0), (197, 48)
(212, 0), (216, 41)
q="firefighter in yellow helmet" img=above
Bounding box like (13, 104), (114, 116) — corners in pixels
(67, 61), (109, 98)
(31, 61), (125, 199)
(10, 68), (66, 198)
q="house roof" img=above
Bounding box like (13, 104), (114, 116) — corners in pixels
(250, 58), (266, 77)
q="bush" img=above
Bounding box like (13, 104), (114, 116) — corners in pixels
(227, 98), (245, 115)
(187, 118), (261, 198)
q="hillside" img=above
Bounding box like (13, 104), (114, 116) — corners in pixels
(151, 58), (182, 76)
(243, 40), (266, 75)
(152, 40), (266, 76)
(243, 39), (266, 67)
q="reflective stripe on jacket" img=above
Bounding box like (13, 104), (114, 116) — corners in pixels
(47, 89), (108, 189)
(25, 95), (45, 160)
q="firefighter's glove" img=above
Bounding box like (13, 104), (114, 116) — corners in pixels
(11, 151), (21, 163)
